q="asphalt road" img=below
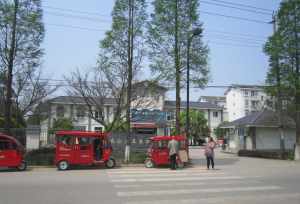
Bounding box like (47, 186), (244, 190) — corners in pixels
(1, 147), (300, 204)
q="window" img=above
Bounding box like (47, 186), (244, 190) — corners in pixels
(94, 127), (103, 132)
(245, 109), (249, 115)
(74, 126), (86, 131)
(57, 135), (73, 146)
(213, 112), (218, 118)
(76, 106), (86, 118)
(251, 91), (258, 97)
(56, 105), (65, 118)
(261, 96), (264, 101)
(0, 141), (10, 150)
(78, 137), (90, 145)
(244, 90), (248, 96)
(245, 100), (249, 106)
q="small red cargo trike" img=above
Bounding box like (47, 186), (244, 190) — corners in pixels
(55, 131), (115, 170)
(0, 133), (27, 171)
(144, 135), (189, 168)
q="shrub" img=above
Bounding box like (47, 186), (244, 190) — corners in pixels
(25, 147), (55, 166)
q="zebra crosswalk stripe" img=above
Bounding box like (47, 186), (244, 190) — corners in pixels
(117, 186), (281, 197)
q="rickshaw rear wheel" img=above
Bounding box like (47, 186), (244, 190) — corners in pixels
(105, 158), (116, 168)
(17, 161), (27, 171)
(57, 160), (69, 171)
(144, 159), (154, 168)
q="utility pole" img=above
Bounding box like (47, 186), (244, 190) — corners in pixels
(175, 0), (181, 135)
(272, 12), (285, 154)
(125, 0), (134, 163)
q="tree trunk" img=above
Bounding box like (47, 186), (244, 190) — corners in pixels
(175, 0), (181, 135)
(4, 0), (19, 134)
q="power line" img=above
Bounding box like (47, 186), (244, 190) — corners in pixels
(208, 0), (273, 12)
(205, 29), (268, 39)
(43, 5), (111, 18)
(43, 4), (271, 25)
(47, 23), (107, 32)
(200, 10), (269, 24)
(44, 11), (111, 23)
(204, 33), (265, 44)
(200, 0), (272, 16)
(207, 40), (262, 48)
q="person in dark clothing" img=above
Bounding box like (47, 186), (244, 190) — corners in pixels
(94, 139), (102, 161)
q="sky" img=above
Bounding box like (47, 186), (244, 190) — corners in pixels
(41, 0), (282, 101)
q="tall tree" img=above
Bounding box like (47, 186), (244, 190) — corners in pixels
(264, 0), (300, 159)
(98, 0), (147, 162)
(0, 0), (45, 132)
(148, 0), (209, 134)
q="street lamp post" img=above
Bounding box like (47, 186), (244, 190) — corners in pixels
(186, 28), (202, 139)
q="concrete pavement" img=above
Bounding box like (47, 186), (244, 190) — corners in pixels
(1, 147), (300, 204)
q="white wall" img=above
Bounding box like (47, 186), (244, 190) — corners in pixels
(256, 128), (296, 150)
(226, 88), (244, 122)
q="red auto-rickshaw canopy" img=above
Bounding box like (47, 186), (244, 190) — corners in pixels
(0, 133), (24, 150)
(150, 135), (186, 142)
(55, 130), (108, 138)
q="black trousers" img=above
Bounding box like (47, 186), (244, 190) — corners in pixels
(206, 156), (214, 169)
(170, 154), (177, 169)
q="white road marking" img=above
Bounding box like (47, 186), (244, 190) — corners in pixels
(123, 192), (300, 204)
(108, 170), (221, 175)
(117, 185), (281, 197)
(109, 172), (224, 178)
(111, 176), (244, 183)
(114, 180), (260, 188)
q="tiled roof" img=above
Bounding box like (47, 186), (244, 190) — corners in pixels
(221, 109), (295, 128)
(48, 96), (117, 105)
(164, 100), (222, 110)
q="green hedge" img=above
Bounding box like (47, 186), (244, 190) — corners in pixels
(25, 147), (55, 166)
(238, 149), (294, 160)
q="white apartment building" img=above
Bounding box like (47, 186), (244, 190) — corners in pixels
(225, 84), (270, 122)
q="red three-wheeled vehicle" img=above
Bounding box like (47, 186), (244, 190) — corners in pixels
(0, 133), (27, 171)
(55, 131), (116, 170)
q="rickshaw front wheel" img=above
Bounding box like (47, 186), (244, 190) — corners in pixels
(17, 161), (27, 171)
(105, 158), (116, 168)
(144, 159), (154, 168)
(57, 160), (69, 171)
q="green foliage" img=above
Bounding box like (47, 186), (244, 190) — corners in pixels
(98, 0), (147, 83)
(178, 110), (209, 139)
(128, 151), (147, 164)
(147, 0), (209, 87)
(264, 0), (300, 110)
(25, 147), (55, 166)
(0, 0), (44, 69)
(49, 118), (73, 134)
(213, 126), (225, 139)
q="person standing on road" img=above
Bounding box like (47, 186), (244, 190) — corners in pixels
(204, 136), (216, 170)
(168, 137), (179, 170)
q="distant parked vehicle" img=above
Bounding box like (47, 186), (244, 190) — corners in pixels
(55, 131), (115, 170)
(0, 133), (27, 171)
(144, 135), (188, 168)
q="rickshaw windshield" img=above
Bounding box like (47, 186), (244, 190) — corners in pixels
(57, 135), (73, 146)
(158, 140), (168, 149)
